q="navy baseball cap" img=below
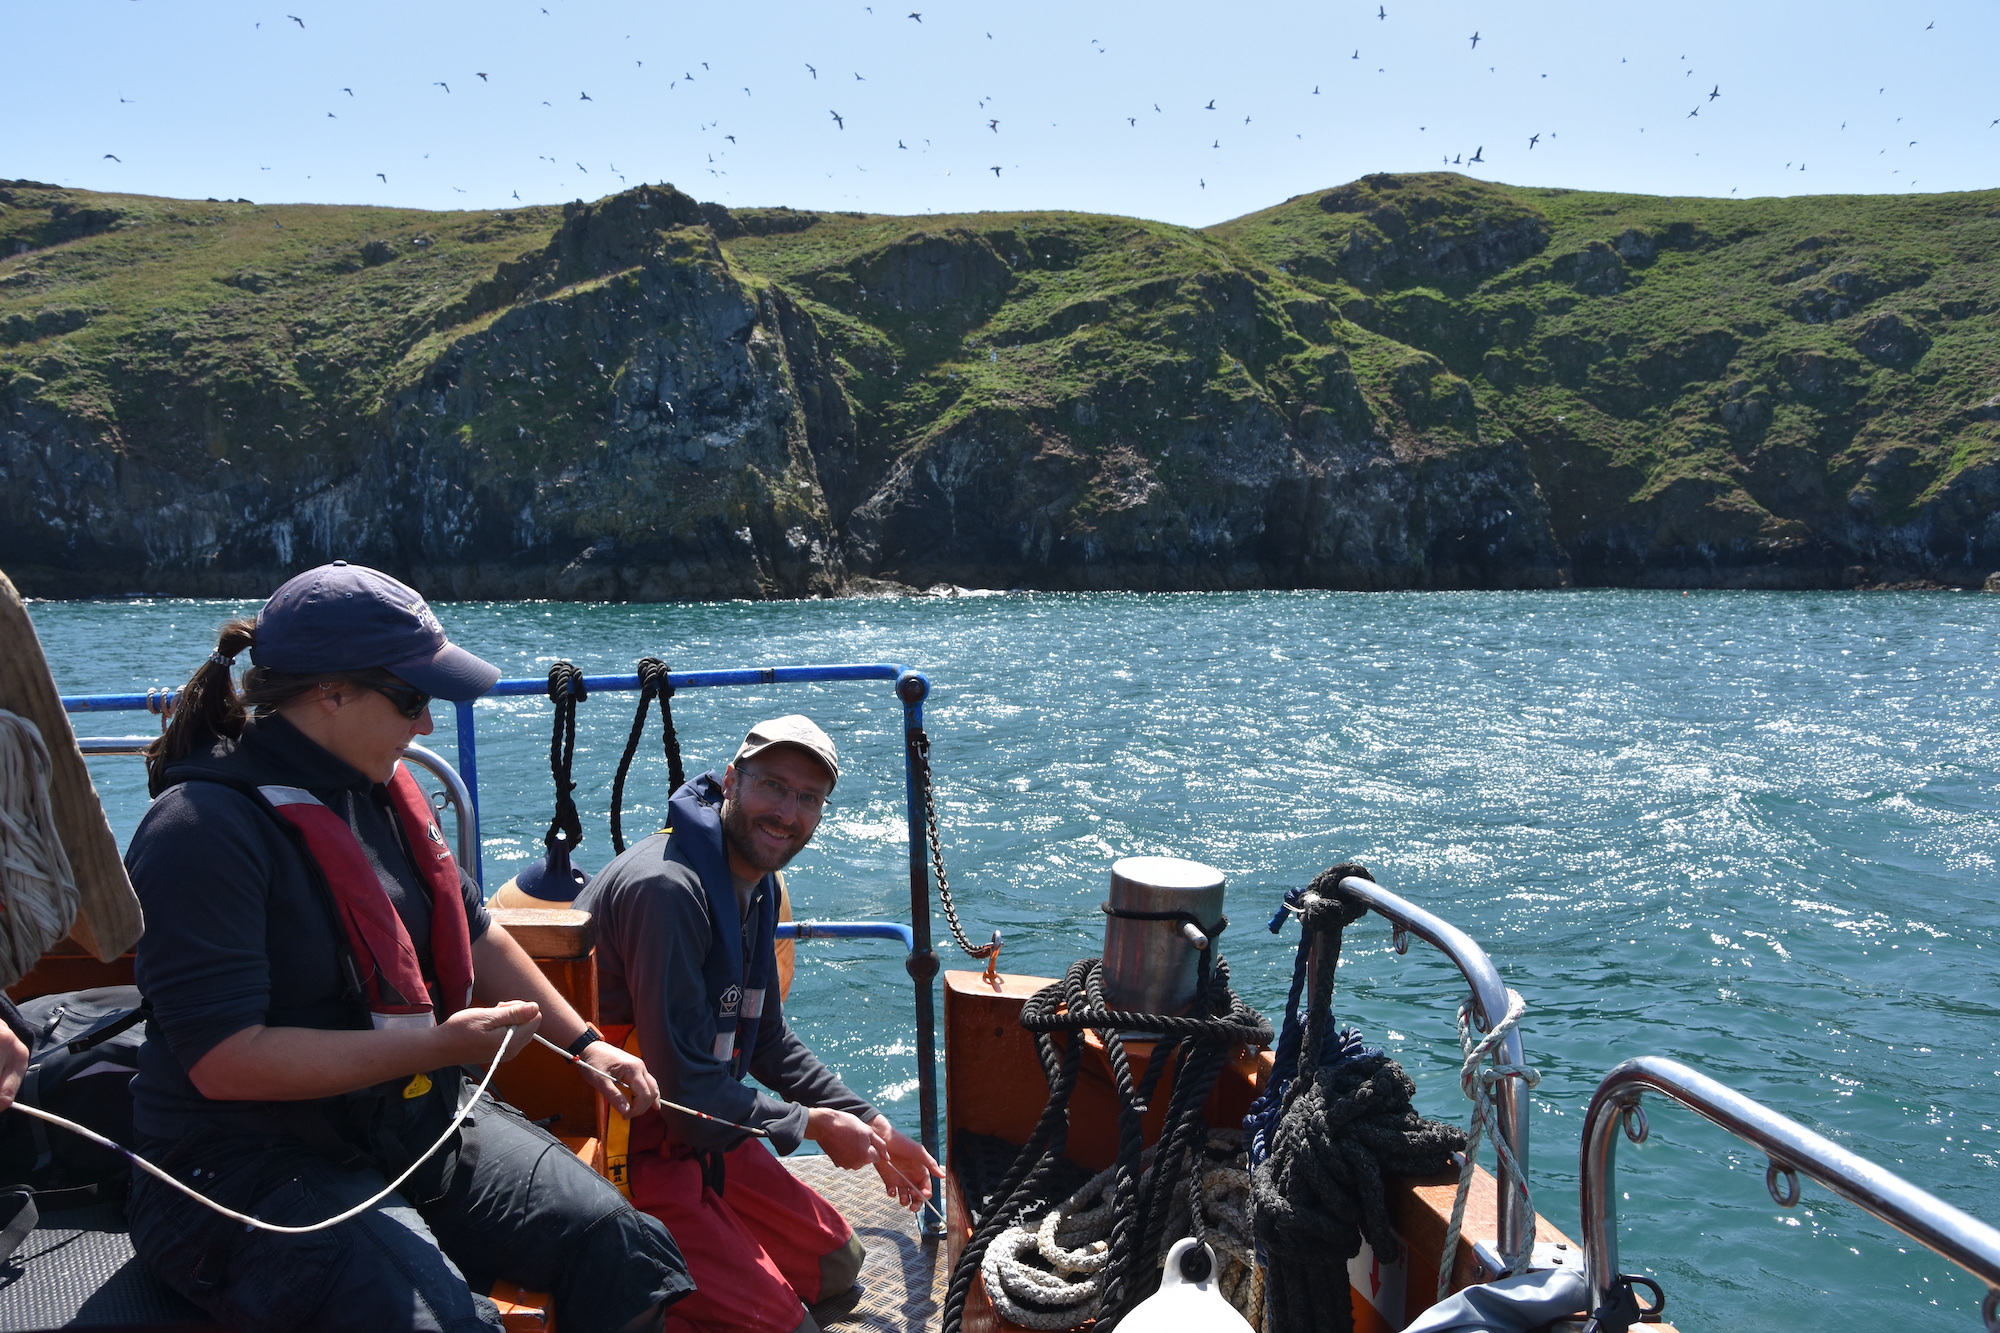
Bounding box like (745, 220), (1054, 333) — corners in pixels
(253, 561), (501, 702)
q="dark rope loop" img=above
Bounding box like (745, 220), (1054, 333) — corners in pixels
(544, 662), (585, 856)
(941, 956), (1271, 1333)
(609, 657), (686, 854)
(909, 727), (997, 961)
(1251, 863), (1468, 1333)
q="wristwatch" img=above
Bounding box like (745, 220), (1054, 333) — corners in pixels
(563, 1025), (604, 1058)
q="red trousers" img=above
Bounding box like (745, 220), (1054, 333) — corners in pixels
(632, 1137), (854, 1333)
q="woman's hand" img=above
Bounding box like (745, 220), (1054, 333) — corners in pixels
(870, 1116), (944, 1211)
(438, 1000), (542, 1064)
(577, 1041), (659, 1118)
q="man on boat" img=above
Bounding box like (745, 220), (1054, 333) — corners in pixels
(123, 562), (693, 1333)
(579, 715), (943, 1333)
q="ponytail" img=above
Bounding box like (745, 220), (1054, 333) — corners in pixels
(143, 619), (405, 797)
(144, 619), (257, 797)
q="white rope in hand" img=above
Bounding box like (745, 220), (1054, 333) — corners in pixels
(1435, 987), (1539, 1300)
(0, 713), (81, 988)
(9, 1027), (516, 1235)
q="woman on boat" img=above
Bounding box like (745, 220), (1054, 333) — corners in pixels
(124, 561), (693, 1333)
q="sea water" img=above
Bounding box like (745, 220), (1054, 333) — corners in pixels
(36, 589), (2000, 1332)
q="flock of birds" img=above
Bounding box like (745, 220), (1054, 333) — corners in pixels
(80, 4), (1982, 208)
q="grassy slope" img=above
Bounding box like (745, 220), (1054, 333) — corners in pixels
(6, 173), (1997, 583)
(1211, 175), (2000, 568)
(0, 181), (562, 470)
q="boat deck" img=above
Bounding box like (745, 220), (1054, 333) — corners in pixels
(791, 1155), (947, 1333)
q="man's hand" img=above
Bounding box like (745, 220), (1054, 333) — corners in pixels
(577, 1040), (659, 1118)
(807, 1106), (881, 1170)
(870, 1116), (943, 1211)
(439, 1000), (541, 1064)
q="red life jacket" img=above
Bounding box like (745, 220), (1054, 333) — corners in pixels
(258, 765), (475, 1029)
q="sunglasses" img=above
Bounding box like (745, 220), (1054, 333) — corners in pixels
(363, 681), (432, 720)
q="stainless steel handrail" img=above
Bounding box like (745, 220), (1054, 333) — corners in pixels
(403, 743), (479, 870)
(1581, 1055), (2000, 1331)
(1328, 874), (1534, 1275)
(75, 736), (480, 871)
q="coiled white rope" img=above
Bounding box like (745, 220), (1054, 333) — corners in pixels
(1436, 987), (1540, 1299)
(10, 1027), (514, 1234)
(982, 1132), (1261, 1331)
(0, 712), (80, 988)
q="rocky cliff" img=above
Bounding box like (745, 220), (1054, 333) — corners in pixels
(3, 172), (1996, 596)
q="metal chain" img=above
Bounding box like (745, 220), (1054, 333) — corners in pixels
(911, 729), (996, 960)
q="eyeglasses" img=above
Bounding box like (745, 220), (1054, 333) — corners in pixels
(363, 681), (432, 720)
(738, 769), (832, 816)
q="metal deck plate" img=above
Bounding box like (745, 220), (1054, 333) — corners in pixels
(786, 1154), (946, 1333)
(0, 1204), (215, 1332)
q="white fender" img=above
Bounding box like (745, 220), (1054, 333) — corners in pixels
(1117, 1239), (1255, 1333)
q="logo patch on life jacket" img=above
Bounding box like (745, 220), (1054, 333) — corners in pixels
(426, 822), (446, 846)
(719, 984), (741, 1017)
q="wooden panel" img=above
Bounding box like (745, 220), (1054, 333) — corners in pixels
(491, 955), (599, 1136)
(8, 950), (134, 1001)
(490, 908), (594, 959)
(0, 569), (145, 965)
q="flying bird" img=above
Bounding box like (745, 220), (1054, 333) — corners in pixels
(327, 111), (336, 117)
(1709, 84), (1720, 99)
(576, 162), (588, 171)
(1470, 31), (1480, 47)
(725, 134), (735, 143)
(287, 13), (303, 25)
(1469, 145), (1484, 162)
(342, 87), (352, 95)
(988, 118), (999, 131)
(376, 172), (386, 182)
(103, 153), (121, 161)
(435, 81), (450, 93)
(1205, 99), (1215, 110)
(908, 10), (921, 19)
(1528, 133), (1539, 148)
(477, 72), (488, 82)
(1688, 106), (1699, 117)
(1351, 49), (1359, 59)
(512, 190), (521, 199)
(1127, 117), (1136, 126)
(990, 165), (1000, 175)
(830, 109), (844, 128)
(898, 139), (907, 148)
(580, 90), (592, 100)
(1243, 115), (1250, 124)
(1313, 85), (1320, 94)
(806, 63), (817, 78)
(1377, 5), (1385, 16)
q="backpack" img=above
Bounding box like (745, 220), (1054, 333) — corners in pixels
(0, 986), (149, 1207)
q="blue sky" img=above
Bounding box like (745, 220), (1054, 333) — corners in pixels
(6, 0), (1996, 225)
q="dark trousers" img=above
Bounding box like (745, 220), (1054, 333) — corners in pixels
(128, 1094), (693, 1333)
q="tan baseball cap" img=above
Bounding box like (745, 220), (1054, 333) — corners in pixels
(732, 715), (840, 788)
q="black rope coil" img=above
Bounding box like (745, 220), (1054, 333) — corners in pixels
(543, 662), (586, 859)
(609, 657), (685, 854)
(942, 954), (1272, 1333)
(1251, 864), (1470, 1333)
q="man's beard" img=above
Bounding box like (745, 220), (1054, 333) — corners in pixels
(721, 796), (810, 875)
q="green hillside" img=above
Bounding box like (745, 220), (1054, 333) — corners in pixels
(3, 172), (1997, 595)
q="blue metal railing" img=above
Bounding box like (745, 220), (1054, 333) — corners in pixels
(61, 661), (948, 1236)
